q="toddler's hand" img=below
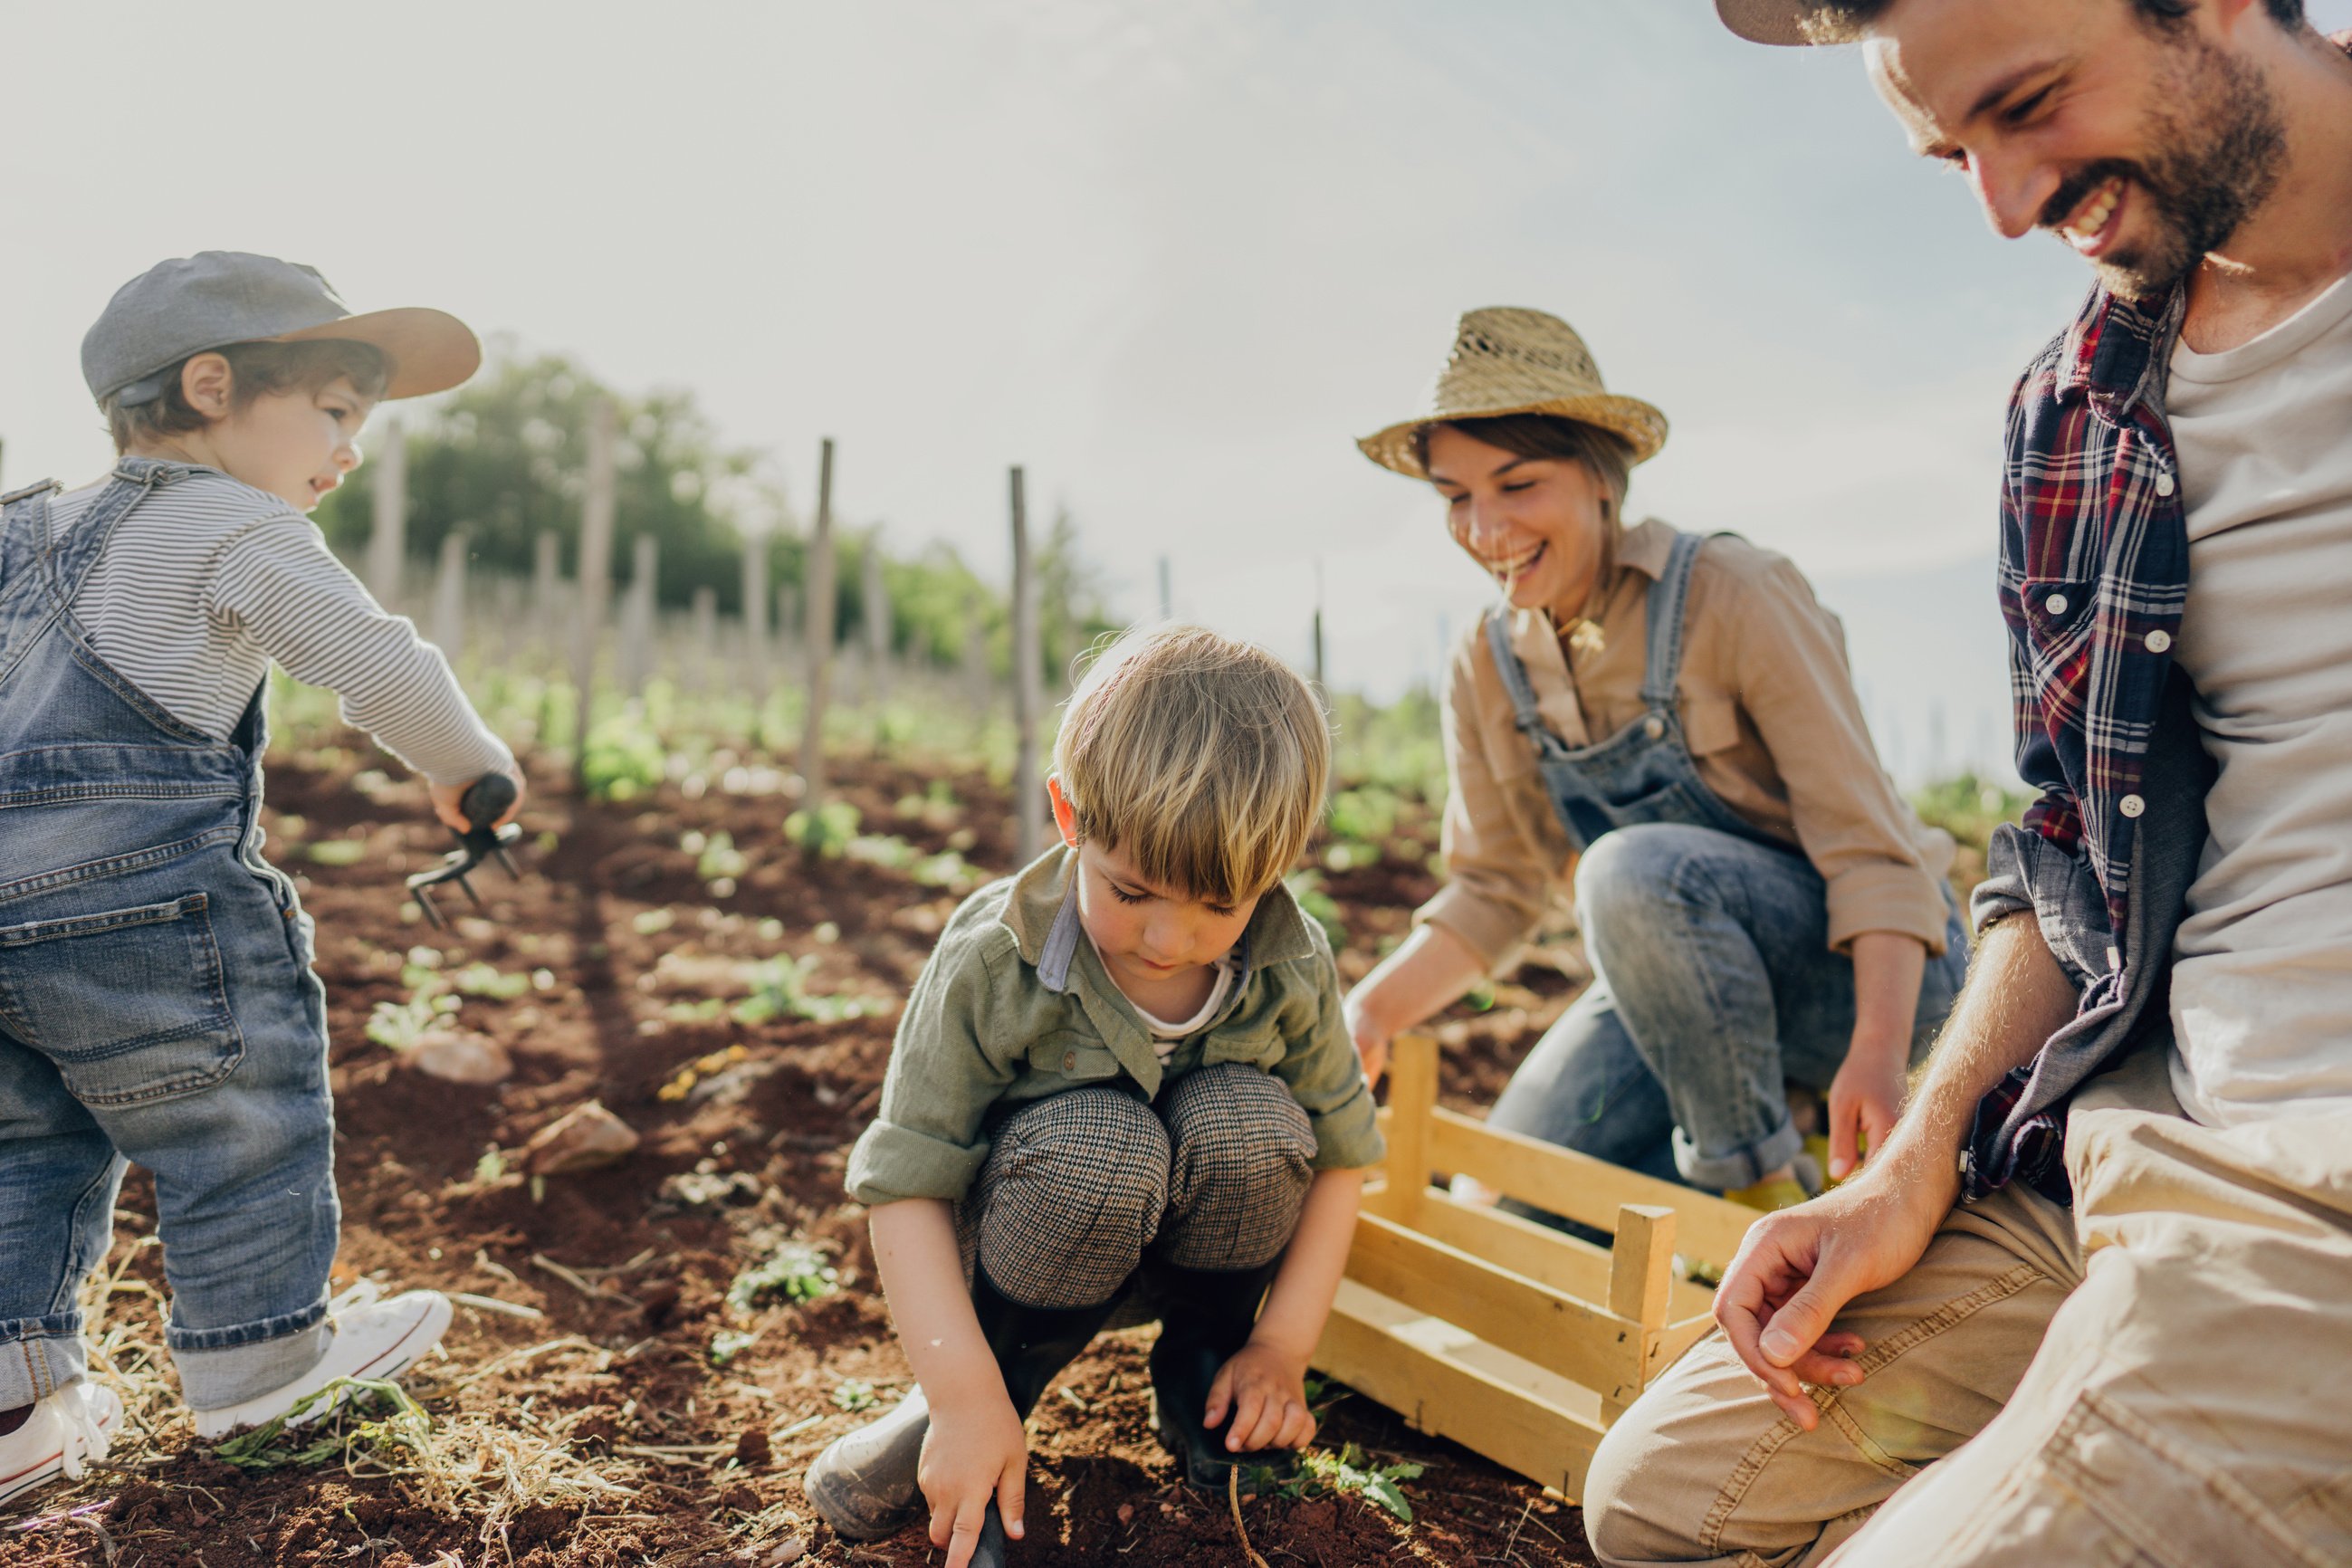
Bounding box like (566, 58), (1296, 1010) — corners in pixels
(1206, 1340), (1316, 1455)
(428, 770), (526, 836)
(920, 1392), (1029, 1568)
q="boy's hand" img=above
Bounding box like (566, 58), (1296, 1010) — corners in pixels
(920, 1392), (1029, 1568)
(1206, 1339), (1317, 1454)
(428, 771), (526, 836)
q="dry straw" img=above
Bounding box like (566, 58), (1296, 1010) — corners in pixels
(1356, 306), (1668, 481)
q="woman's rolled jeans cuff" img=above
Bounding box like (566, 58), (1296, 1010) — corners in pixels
(170, 1290), (332, 1410)
(1672, 1116), (1806, 1191)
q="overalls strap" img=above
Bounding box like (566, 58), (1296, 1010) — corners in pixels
(43, 459), (187, 604)
(1637, 531), (1707, 711)
(1484, 607), (1553, 741)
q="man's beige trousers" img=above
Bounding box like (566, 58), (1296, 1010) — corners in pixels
(1582, 1039), (2352, 1566)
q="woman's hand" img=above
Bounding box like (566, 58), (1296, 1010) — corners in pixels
(1206, 1340), (1318, 1454)
(920, 1391), (1030, 1568)
(1343, 989), (1394, 1089)
(1826, 1036), (1907, 1181)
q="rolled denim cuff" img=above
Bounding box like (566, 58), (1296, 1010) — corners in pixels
(0, 1315), (89, 1410)
(175, 1318), (332, 1410)
(1670, 1116), (1804, 1191)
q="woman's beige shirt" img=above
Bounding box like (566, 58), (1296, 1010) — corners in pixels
(1419, 518), (1955, 971)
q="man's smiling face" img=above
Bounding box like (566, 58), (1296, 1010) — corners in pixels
(1868, 0), (2286, 297)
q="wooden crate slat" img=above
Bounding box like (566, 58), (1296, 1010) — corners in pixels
(1346, 1212), (1647, 1401)
(1427, 1106), (1757, 1268)
(1313, 1278), (1603, 1502)
(1376, 1184), (1721, 1325)
(1657, 1312), (1720, 1369)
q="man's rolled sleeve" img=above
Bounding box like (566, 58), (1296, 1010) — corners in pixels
(1974, 822), (2108, 992)
(843, 923), (1017, 1209)
(1273, 939), (1387, 1171)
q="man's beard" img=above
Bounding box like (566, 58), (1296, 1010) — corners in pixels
(2039, 30), (2288, 299)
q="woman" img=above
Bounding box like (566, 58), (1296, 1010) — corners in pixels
(1344, 307), (1966, 1210)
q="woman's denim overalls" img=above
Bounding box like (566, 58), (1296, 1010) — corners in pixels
(1480, 531), (1969, 1193)
(0, 462), (339, 1413)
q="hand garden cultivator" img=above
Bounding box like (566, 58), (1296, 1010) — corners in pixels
(406, 772), (524, 929)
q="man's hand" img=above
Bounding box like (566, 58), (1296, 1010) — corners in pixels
(1711, 1158), (1954, 1429)
(1825, 1037), (1907, 1181)
(920, 1393), (1029, 1568)
(427, 770), (526, 836)
(1207, 1339), (1318, 1454)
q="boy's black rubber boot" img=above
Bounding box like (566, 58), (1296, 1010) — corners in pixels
(804, 1268), (1119, 1550)
(1144, 1257), (1301, 1490)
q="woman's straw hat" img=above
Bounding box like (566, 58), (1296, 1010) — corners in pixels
(1357, 307), (1668, 480)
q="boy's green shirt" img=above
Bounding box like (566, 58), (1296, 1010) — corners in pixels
(846, 844), (1385, 1208)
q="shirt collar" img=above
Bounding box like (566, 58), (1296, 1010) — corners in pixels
(999, 841), (1320, 994)
(2060, 282), (2188, 421)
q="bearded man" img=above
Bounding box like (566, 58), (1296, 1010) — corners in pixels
(1581, 2), (2352, 1563)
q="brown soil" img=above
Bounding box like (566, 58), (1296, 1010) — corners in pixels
(3, 744), (1594, 1567)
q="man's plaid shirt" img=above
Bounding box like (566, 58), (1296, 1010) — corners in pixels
(1969, 278), (2194, 1200)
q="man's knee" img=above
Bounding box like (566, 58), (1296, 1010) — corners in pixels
(1161, 1065), (1315, 1270)
(973, 1088), (1169, 1305)
(1581, 1389), (1708, 1567)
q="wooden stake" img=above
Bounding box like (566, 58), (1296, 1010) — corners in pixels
(367, 412), (406, 609)
(799, 437), (837, 827)
(569, 397), (617, 789)
(1010, 466), (1043, 866)
(691, 586), (718, 688)
(532, 529), (562, 662)
(1311, 558), (1327, 695)
(431, 529), (468, 664)
(862, 528), (891, 704)
(621, 534), (659, 693)
(741, 522), (770, 706)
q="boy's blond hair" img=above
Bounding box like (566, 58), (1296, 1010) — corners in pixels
(1053, 624), (1329, 906)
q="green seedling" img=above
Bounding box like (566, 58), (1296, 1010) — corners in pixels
(213, 1377), (428, 1473)
(831, 1378), (877, 1413)
(784, 799), (862, 856)
(708, 1329), (759, 1367)
(733, 954), (874, 1025)
(727, 1240), (839, 1314)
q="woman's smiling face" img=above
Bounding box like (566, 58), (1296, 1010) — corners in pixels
(1425, 422), (1612, 622)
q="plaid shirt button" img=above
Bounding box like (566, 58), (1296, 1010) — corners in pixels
(2146, 629), (2172, 653)
(2156, 471), (2177, 497)
(2119, 793), (2146, 818)
(2045, 593), (2070, 616)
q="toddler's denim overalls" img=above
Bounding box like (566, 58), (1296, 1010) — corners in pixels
(0, 461), (339, 1413)
(1481, 531), (1968, 1192)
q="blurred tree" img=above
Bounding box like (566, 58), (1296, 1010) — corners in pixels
(316, 340), (1110, 672)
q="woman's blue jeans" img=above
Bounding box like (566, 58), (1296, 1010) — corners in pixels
(1487, 824), (1969, 1199)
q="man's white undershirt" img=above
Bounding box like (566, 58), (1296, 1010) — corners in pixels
(2165, 269), (2352, 1127)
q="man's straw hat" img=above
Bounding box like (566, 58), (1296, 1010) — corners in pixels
(1357, 307), (1668, 480)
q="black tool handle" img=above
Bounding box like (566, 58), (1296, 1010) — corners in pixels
(460, 771), (518, 833)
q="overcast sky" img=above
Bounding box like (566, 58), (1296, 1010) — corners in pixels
(10, 0), (2346, 781)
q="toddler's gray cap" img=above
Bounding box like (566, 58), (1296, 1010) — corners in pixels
(83, 251), (481, 407)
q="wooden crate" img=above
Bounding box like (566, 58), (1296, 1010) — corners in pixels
(1310, 1033), (1761, 1501)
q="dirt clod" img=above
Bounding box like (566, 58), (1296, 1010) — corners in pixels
(520, 1097), (640, 1173)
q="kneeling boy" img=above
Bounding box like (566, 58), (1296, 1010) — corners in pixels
(807, 625), (1381, 1567)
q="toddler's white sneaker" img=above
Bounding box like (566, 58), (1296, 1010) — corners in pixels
(0, 1380), (120, 1507)
(192, 1282), (453, 1441)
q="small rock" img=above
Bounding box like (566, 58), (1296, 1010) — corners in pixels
(407, 1027), (513, 1085)
(1116, 1503), (1134, 1525)
(520, 1100), (640, 1175)
(733, 1427), (772, 1468)
(761, 1540), (808, 1567)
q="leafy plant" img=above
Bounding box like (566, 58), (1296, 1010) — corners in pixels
(214, 1378), (429, 1472)
(366, 991), (458, 1052)
(727, 1240), (839, 1314)
(734, 954), (874, 1024)
(831, 1378), (877, 1413)
(1240, 1441), (1425, 1525)
(785, 799), (863, 857)
(708, 1329), (758, 1367)
(1286, 871), (1347, 951)
(581, 711), (667, 802)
